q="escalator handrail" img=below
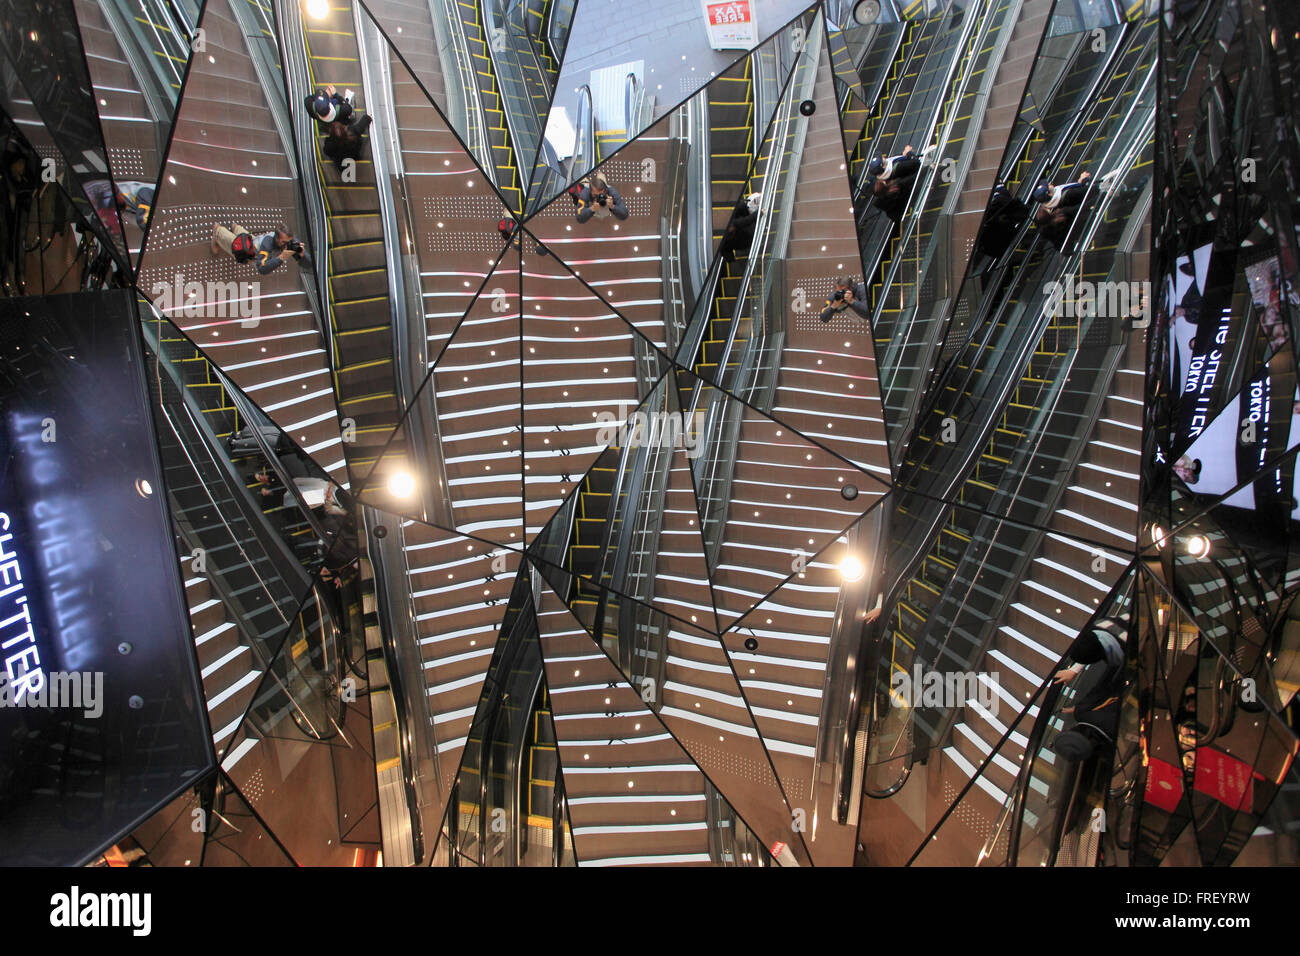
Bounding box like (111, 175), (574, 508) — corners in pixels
(571, 84), (594, 181)
(906, 175), (1153, 705)
(1003, 577), (1138, 864)
(97, 0), (180, 129)
(363, 507), (429, 864)
(432, 0), (495, 187)
(142, 312), (311, 616)
(913, 15), (1147, 410)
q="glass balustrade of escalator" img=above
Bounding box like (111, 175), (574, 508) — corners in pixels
(101, 0), (201, 106)
(867, 67), (1154, 787)
(141, 311), (350, 742)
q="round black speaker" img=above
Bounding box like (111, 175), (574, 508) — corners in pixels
(853, 0), (882, 25)
(842, 483), (859, 500)
(799, 99), (816, 116)
(373, 525), (388, 539)
(744, 637), (759, 651)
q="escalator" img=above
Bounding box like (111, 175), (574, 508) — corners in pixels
(108, 0), (197, 100)
(453, 575), (570, 866)
(847, 14), (936, 185)
(707, 61), (755, 244)
(851, 9), (970, 327)
(876, 7), (1126, 459)
(872, 0), (1016, 329)
(450, 0), (524, 211)
(871, 50), (1154, 810)
(144, 330), (311, 768)
(568, 461), (621, 625)
(524, 0), (560, 85)
(300, 7), (403, 475)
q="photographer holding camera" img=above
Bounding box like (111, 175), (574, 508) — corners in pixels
(211, 223), (305, 274)
(819, 275), (871, 323)
(574, 173), (629, 223)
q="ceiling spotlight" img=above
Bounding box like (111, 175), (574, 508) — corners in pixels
(1149, 524), (1167, 550)
(304, 0), (330, 19)
(134, 478), (154, 498)
(1185, 534), (1211, 558)
(839, 554), (866, 583)
(387, 470), (416, 499)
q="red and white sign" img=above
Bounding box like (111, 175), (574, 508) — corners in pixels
(701, 0), (758, 49)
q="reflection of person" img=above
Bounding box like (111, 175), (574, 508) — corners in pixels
(868, 144), (934, 220)
(212, 223), (306, 274)
(975, 180), (1028, 262)
(1051, 616), (1127, 762)
(322, 114), (373, 167)
(718, 192), (759, 263)
(258, 469), (347, 516)
(115, 181), (155, 229)
(1032, 171), (1091, 212)
(305, 85), (354, 125)
(1173, 455), (1202, 485)
(868, 144), (935, 182)
(819, 275), (871, 322)
(575, 174), (628, 222)
(85, 178), (125, 236)
(497, 216), (548, 256)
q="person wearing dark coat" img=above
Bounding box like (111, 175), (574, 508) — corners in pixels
(718, 192), (760, 263)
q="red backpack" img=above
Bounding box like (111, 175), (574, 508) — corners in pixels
(231, 233), (257, 262)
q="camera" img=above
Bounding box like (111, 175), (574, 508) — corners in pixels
(286, 238), (304, 258)
(596, 194), (608, 206)
(833, 289), (845, 301)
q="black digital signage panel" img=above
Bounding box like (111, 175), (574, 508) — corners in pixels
(0, 291), (213, 865)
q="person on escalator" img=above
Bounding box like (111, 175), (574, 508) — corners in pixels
(868, 143), (933, 183)
(574, 173), (629, 223)
(1050, 615), (1128, 761)
(975, 180), (1028, 263)
(717, 192), (760, 264)
(322, 113), (373, 167)
(1032, 171), (1091, 219)
(305, 84), (355, 126)
(819, 275), (871, 322)
(868, 144), (936, 220)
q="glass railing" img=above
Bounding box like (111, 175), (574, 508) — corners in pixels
(143, 316), (350, 768)
(272, 0), (334, 340)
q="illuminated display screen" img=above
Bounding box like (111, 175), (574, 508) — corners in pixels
(0, 291), (213, 865)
